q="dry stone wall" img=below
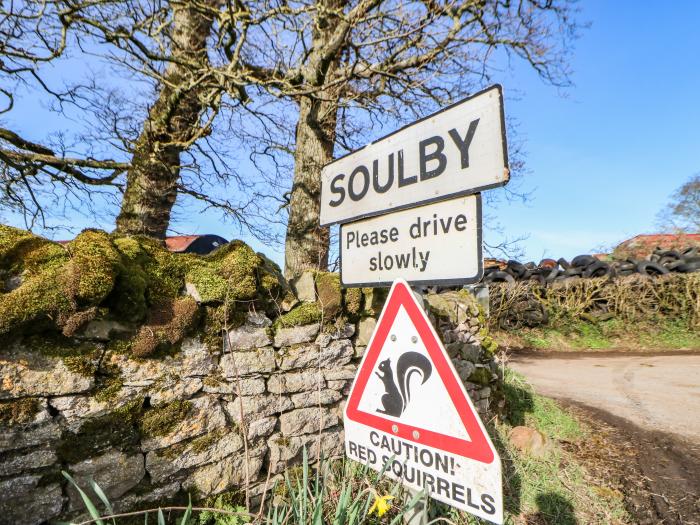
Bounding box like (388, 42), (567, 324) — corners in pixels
(0, 289), (500, 525)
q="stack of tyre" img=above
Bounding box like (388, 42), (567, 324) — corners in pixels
(483, 247), (700, 285)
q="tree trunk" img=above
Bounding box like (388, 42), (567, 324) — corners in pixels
(283, 95), (338, 278)
(284, 0), (345, 278)
(115, 2), (215, 238)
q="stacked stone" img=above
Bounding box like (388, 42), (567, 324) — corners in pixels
(424, 291), (503, 416)
(0, 289), (500, 525)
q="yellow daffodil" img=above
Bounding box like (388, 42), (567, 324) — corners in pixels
(369, 494), (394, 517)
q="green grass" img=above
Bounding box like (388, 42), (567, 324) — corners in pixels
(640, 319), (700, 349)
(424, 369), (629, 525)
(503, 317), (700, 351)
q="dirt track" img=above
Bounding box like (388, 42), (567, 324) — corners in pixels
(509, 352), (700, 524)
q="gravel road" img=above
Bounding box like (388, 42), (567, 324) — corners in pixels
(509, 352), (700, 442)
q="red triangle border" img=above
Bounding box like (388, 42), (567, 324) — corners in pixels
(345, 281), (495, 464)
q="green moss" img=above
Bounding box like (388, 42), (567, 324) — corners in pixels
(362, 287), (387, 316)
(216, 241), (262, 301)
(0, 398), (40, 425)
(131, 296), (198, 357)
(186, 264), (229, 303)
(63, 355), (98, 377)
(56, 397), (143, 463)
(66, 230), (122, 305)
(0, 224), (284, 341)
(94, 363), (124, 403)
(0, 266), (73, 335)
(143, 240), (189, 301)
(152, 418), (223, 461)
(478, 328), (498, 354)
(314, 271), (342, 318)
(274, 302), (322, 329)
(113, 339), (133, 354)
(141, 399), (192, 438)
(343, 287), (363, 316)
(190, 427), (226, 454)
(0, 225), (68, 277)
(28, 335), (100, 374)
(110, 237), (149, 321)
(467, 367), (492, 386)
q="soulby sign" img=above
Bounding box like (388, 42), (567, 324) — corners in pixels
(320, 85), (508, 227)
(344, 279), (503, 524)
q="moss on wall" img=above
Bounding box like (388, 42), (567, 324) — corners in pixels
(141, 399), (192, 438)
(0, 398), (40, 425)
(274, 302), (322, 329)
(343, 287), (363, 317)
(314, 271), (342, 318)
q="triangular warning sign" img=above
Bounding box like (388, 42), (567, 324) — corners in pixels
(344, 279), (502, 524)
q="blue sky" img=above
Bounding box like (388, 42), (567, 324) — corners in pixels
(494, 0), (700, 261)
(3, 1), (699, 267)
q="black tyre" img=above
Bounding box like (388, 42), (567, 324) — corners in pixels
(571, 254), (596, 268)
(529, 274), (546, 286)
(664, 260), (686, 271)
(564, 267), (584, 277)
(636, 261), (669, 276)
(544, 267), (560, 282)
(557, 257), (571, 270)
(676, 261), (700, 273)
(506, 260), (527, 278)
(484, 271), (516, 284)
(583, 261), (612, 278)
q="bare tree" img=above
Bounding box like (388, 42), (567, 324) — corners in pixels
(0, 1), (279, 241)
(657, 173), (700, 233)
(212, 0), (580, 277)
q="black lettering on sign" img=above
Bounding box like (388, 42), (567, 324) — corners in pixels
(329, 173), (345, 207)
(349, 165), (370, 201)
(436, 477), (450, 498)
(481, 493), (496, 515)
(454, 214), (468, 231)
(448, 119), (480, 169)
(373, 156), (394, 193)
(451, 482), (465, 504)
(397, 150), (416, 187)
(466, 488), (480, 510)
(419, 136), (446, 181)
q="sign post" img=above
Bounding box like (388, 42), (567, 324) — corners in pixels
(321, 85), (509, 523)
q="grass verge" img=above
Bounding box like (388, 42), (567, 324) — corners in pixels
(426, 368), (630, 524)
(494, 318), (700, 352)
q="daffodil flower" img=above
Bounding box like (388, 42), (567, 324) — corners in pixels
(369, 494), (394, 517)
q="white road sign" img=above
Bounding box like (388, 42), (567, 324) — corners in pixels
(320, 85), (508, 226)
(344, 279), (503, 524)
(340, 194), (482, 287)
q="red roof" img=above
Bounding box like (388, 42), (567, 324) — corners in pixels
(165, 235), (202, 253)
(614, 233), (700, 258)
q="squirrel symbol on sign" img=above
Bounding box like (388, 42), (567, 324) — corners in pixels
(375, 351), (432, 417)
